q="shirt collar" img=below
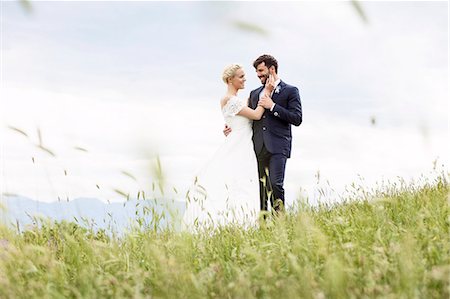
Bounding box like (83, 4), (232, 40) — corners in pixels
(259, 78), (282, 96)
(273, 78), (281, 88)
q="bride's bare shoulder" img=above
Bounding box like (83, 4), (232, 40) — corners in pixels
(220, 95), (232, 109)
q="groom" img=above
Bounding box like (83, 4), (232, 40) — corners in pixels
(226, 54), (302, 213)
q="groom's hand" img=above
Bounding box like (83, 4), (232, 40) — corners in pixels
(223, 124), (232, 136)
(258, 94), (274, 109)
(264, 73), (276, 94)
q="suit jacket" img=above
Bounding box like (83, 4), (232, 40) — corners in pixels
(249, 80), (302, 158)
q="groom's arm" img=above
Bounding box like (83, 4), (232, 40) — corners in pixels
(258, 87), (302, 126)
(271, 87), (302, 126)
(248, 91), (254, 108)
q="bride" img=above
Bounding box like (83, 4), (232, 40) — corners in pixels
(182, 63), (274, 230)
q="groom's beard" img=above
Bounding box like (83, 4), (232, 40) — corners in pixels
(260, 76), (268, 85)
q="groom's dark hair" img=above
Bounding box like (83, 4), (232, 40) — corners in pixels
(253, 54), (278, 73)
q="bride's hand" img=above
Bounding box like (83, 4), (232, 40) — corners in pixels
(258, 93), (274, 109)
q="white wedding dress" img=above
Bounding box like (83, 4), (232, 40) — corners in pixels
(182, 96), (260, 230)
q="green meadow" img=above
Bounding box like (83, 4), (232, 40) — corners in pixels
(0, 174), (448, 299)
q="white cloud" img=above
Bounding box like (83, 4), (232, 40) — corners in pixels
(1, 1), (447, 206)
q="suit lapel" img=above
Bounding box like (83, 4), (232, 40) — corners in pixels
(252, 86), (265, 108)
(271, 80), (286, 103)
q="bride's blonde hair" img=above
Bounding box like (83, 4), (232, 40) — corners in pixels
(222, 63), (242, 84)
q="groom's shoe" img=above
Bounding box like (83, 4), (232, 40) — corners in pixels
(273, 199), (285, 215)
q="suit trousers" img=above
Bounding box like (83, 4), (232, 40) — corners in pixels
(256, 145), (287, 212)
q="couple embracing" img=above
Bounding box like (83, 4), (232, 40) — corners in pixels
(183, 54), (302, 229)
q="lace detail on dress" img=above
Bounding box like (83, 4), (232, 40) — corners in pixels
(222, 96), (245, 118)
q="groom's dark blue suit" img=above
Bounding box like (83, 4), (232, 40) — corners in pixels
(249, 80), (302, 212)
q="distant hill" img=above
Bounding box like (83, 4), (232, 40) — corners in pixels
(0, 195), (186, 233)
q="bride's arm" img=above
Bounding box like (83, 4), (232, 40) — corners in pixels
(237, 98), (265, 120)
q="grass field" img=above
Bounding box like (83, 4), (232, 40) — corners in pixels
(0, 175), (448, 298)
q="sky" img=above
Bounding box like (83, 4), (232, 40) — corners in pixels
(0, 1), (448, 208)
